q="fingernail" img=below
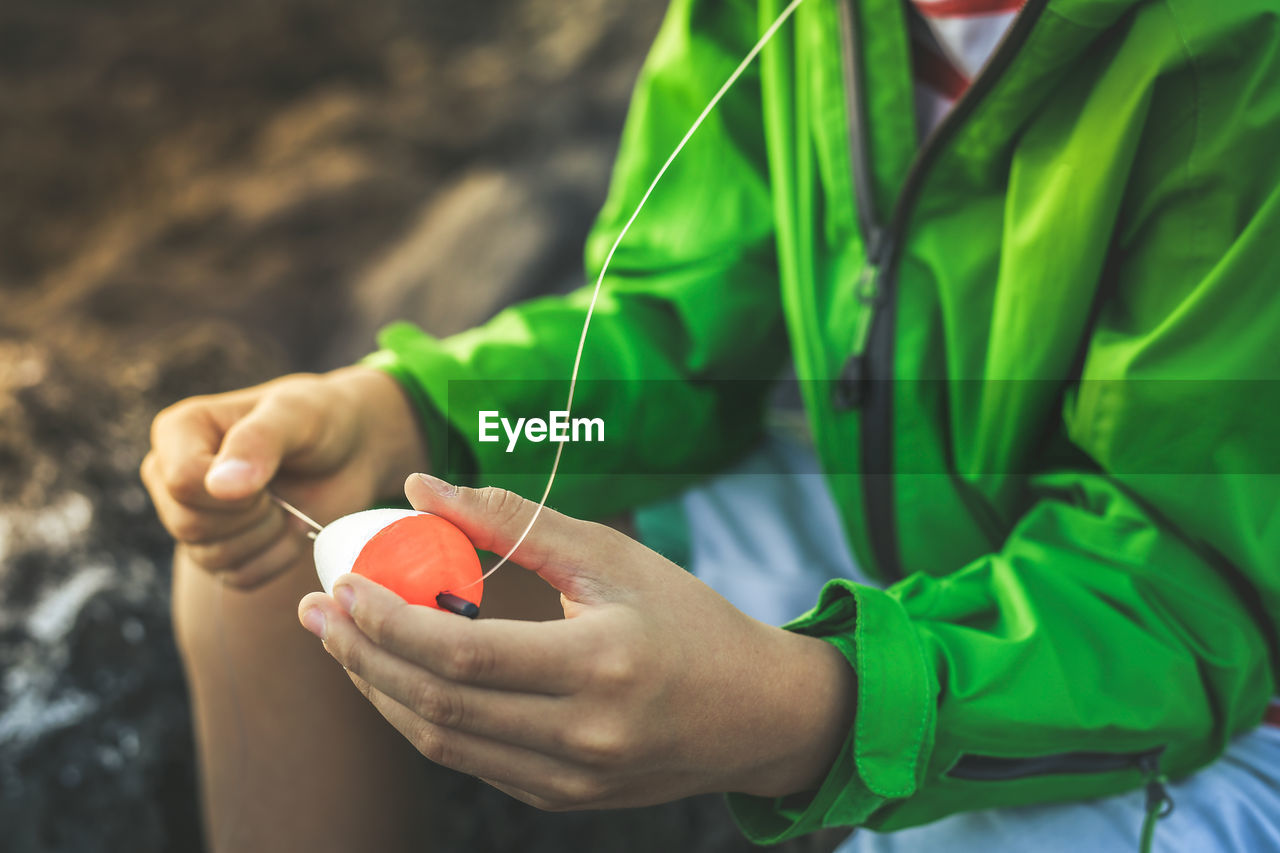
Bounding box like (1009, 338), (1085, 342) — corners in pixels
(206, 459), (254, 492)
(301, 608), (326, 639)
(416, 473), (457, 497)
(334, 583), (355, 612)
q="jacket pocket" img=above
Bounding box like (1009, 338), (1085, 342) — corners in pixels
(945, 747), (1173, 853)
(945, 746), (1164, 781)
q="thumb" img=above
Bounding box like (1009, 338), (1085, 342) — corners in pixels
(404, 473), (621, 605)
(205, 393), (315, 500)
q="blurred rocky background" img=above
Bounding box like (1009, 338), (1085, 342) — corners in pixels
(0, 1), (845, 851)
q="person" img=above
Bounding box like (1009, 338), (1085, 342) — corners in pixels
(143, 0), (1280, 850)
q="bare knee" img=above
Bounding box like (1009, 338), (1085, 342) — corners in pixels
(170, 544), (324, 681)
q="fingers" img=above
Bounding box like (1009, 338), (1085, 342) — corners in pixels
(144, 375), (350, 582)
(351, 683), (609, 811)
(142, 454), (272, 541)
(303, 594), (586, 754)
(147, 399), (259, 513)
(146, 449), (309, 583)
(215, 532), (310, 590)
(205, 387), (326, 501)
(182, 506), (289, 570)
(404, 474), (631, 604)
(301, 574), (596, 694)
(299, 588), (617, 808)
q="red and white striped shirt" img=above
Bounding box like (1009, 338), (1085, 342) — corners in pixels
(908, 0), (1028, 137)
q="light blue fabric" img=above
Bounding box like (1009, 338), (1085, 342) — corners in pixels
(840, 723), (1280, 852)
(646, 433), (1280, 852)
(673, 432), (873, 626)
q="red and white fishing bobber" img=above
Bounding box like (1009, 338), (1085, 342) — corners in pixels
(313, 508), (483, 617)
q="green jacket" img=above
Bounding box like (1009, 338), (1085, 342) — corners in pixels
(366, 0), (1280, 842)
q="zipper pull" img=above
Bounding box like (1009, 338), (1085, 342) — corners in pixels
(834, 233), (884, 411)
(834, 349), (868, 410)
(1137, 751), (1173, 853)
(850, 260), (881, 345)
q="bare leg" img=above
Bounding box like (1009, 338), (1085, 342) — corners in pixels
(174, 547), (427, 851)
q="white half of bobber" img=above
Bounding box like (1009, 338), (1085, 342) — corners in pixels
(313, 507), (423, 594)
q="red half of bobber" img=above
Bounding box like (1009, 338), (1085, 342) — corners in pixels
(351, 513), (483, 611)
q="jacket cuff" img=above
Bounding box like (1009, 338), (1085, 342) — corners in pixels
(359, 322), (479, 485)
(726, 580), (935, 842)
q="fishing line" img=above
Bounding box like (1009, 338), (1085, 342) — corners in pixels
(261, 0), (808, 594)
(456, 0), (809, 590)
(273, 494), (322, 540)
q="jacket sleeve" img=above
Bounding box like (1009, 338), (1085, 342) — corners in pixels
(727, 12), (1280, 842)
(364, 0), (787, 518)
(731, 471), (1278, 839)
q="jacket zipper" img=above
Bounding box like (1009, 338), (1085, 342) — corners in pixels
(834, 0), (1050, 580)
(1137, 749), (1174, 853)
